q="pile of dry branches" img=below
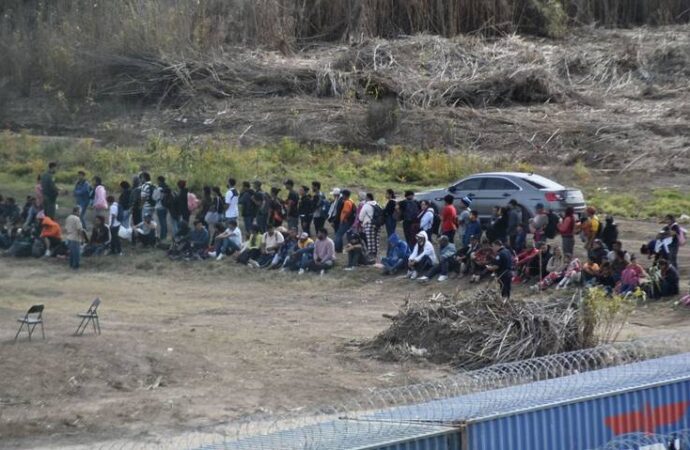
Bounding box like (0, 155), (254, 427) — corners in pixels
(364, 289), (593, 370)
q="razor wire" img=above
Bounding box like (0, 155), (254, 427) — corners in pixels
(38, 336), (690, 449)
(590, 428), (690, 449)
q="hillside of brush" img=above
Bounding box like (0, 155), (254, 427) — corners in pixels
(1, 1), (689, 175)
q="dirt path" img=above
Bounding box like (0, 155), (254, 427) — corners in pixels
(0, 219), (687, 449)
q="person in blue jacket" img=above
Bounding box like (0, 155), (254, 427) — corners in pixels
(382, 233), (410, 275)
(463, 210), (482, 247)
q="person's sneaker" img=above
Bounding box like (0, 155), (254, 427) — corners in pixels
(319, 269), (325, 276)
(279, 267), (287, 273)
(438, 275), (448, 282)
(216, 253), (225, 261)
(248, 259), (260, 268)
(530, 284), (540, 291)
(44, 250), (51, 257)
(298, 268), (305, 275)
(406, 270), (414, 279)
(410, 271), (418, 280)
(208, 251), (217, 258)
(344, 267), (354, 271)
(417, 276), (429, 282)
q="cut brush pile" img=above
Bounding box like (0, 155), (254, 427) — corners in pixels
(364, 289), (601, 370)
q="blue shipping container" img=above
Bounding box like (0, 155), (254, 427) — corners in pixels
(463, 378), (690, 450)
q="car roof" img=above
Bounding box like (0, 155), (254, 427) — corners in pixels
(464, 172), (565, 190)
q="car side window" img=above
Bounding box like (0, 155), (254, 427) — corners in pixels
(483, 177), (520, 191)
(454, 178), (483, 191)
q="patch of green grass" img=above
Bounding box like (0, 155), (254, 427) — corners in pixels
(586, 188), (690, 219)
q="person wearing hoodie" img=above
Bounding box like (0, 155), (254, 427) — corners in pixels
(73, 171), (91, 227)
(359, 193), (380, 259)
(92, 176), (108, 219)
(463, 210), (482, 247)
(419, 235), (456, 282)
(382, 233), (410, 275)
(601, 215), (618, 251)
(406, 231), (437, 280)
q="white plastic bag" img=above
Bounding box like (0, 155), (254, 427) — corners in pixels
(118, 226), (132, 240)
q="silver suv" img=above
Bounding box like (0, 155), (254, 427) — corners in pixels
(415, 172), (586, 219)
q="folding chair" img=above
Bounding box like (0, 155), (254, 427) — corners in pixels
(14, 304), (45, 342)
(74, 298), (101, 336)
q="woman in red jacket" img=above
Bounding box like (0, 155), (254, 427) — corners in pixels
(557, 207), (576, 257)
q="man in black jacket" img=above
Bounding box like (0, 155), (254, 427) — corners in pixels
(488, 240), (514, 301)
(41, 162), (59, 219)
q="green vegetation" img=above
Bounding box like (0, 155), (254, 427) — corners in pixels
(582, 286), (644, 345)
(0, 132), (507, 198)
(586, 188), (690, 219)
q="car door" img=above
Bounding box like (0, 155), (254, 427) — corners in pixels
(450, 177), (484, 212)
(474, 177), (521, 216)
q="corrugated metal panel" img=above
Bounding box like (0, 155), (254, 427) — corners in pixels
(361, 353), (690, 425)
(195, 420), (460, 450)
(465, 378), (690, 450)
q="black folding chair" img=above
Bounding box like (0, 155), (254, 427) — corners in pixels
(14, 304), (45, 342)
(74, 298), (101, 336)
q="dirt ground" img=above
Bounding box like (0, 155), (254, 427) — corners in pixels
(0, 217), (688, 449)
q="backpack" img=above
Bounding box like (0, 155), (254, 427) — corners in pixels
(160, 187), (174, 210)
(318, 194), (331, 217)
(372, 204), (385, 227)
(545, 212), (559, 239)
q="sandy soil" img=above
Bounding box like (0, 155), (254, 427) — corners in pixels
(0, 217), (688, 449)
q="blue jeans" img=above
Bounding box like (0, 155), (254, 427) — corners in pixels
(382, 257), (405, 274)
(385, 216), (397, 238)
(156, 208), (168, 241)
(121, 210), (131, 229)
(68, 240), (80, 269)
(334, 222), (350, 253)
(215, 238), (241, 255)
(78, 202), (89, 227)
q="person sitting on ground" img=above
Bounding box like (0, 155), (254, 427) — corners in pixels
(39, 215), (62, 257)
(595, 261), (616, 293)
(419, 235), (457, 282)
(588, 239), (607, 265)
(469, 239), (495, 283)
(168, 221), (192, 260)
(513, 240), (539, 284)
(618, 254), (647, 295)
(607, 240), (630, 264)
(258, 224), (285, 267)
(611, 250), (629, 283)
(344, 231), (370, 270)
(582, 255), (601, 285)
(534, 247), (568, 290)
(237, 225), (263, 266)
(406, 231), (437, 280)
(556, 255), (582, 290)
(601, 215), (619, 250)
(269, 227), (298, 269)
(654, 259), (680, 298)
(308, 228), (336, 275)
(381, 233), (410, 276)
(641, 233), (672, 264)
(463, 210), (482, 247)
(456, 234), (480, 276)
(83, 215), (111, 256)
(284, 232), (314, 272)
(190, 220), (210, 259)
(0, 197), (20, 228)
(210, 220), (243, 260)
(133, 214), (157, 248)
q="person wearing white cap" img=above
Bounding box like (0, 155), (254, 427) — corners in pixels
(327, 187), (342, 229)
(406, 231), (438, 280)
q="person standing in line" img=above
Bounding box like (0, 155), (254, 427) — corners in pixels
(457, 197), (472, 242)
(334, 189), (356, 253)
(224, 178), (239, 224)
(417, 200), (435, 237)
(239, 181), (257, 234)
(118, 181), (132, 228)
(130, 175), (143, 232)
(399, 190), (420, 248)
(663, 214), (683, 270)
(73, 171), (91, 227)
(440, 194), (457, 243)
(557, 207), (576, 257)
(153, 176), (171, 241)
(359, 193), (380, 259)
(107, 195), (122, 256)
(284, 179), (300, 231)
(311, 181), (328, 234)
(92, 176), (108, 219)
(488, 240), (513, 301)
(41, 162), (59, 219)
(327, 188), (342, 235)
(172, 180), (189, 235)
(383, 189), (397, 238)
(139, 172), (156, 220)
(298, 185), (313, 236)
(64, 206), (84, 270)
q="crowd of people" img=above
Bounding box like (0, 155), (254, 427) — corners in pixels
(0, 162), (686, 301)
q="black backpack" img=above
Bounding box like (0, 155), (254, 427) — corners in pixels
(372, 204), (385, 227)
(545, 212), (559, 239)
(161, 187), (174, 210)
